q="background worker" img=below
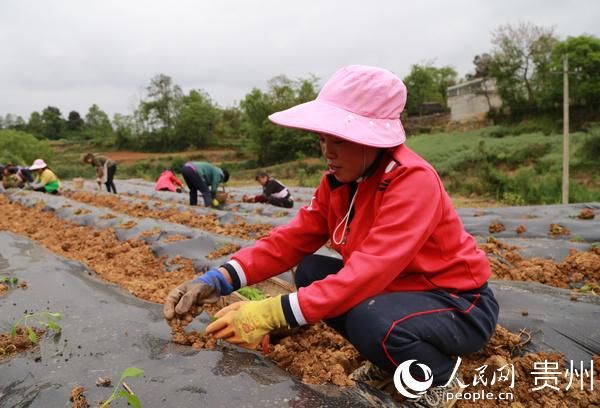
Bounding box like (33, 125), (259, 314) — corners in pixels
(82, 153), (117, 194)
(29, 159), (60, 194)
(164, 66), (498, 407)
(180, 161), (229, 207)
(155, 169), (185, 193)
(1, 164), (32, 189)
(242, 171), (294, 208)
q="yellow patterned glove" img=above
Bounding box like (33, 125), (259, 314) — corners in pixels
(211, 198), (220, 207)
(206, 295), (287, 349)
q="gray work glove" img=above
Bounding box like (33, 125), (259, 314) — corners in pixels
(163, 268), (233, 320)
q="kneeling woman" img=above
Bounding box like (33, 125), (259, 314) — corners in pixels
(29, 159), (60, 194)
(164, 66), (499, 407)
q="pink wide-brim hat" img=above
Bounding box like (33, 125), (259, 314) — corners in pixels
(29, 159), (48, 170)
(269, 65), (407, 148)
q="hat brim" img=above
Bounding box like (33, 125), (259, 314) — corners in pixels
(268, 99), (405, 148)
(29, 164), (46, 170)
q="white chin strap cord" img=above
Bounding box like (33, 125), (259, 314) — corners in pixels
(332, 177), (362, 245)
(332, 147), (369, 246)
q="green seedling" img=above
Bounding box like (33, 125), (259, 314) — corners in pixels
(0, 276), (18, 286)
(100, 367), (144, 408)
(579, 283), (599, 295)
(237, 286), (266, 301)
(11, 311), (62, 344)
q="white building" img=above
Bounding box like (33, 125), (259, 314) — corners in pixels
(447, 78), (502, 122)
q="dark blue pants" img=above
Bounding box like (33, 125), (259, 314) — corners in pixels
(295, 255), (499, 385)
(105, 164), (117, 194)
(181, 166), (211, 207)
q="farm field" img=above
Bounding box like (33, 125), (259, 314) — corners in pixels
(1, 180), (599, 407)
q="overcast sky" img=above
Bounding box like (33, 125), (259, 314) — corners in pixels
(1, 0), (599, 120)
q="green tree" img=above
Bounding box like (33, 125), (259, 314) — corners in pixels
(66, 110), (84, 131)
(240, 75), (320, 165)
(542, 35), (600, 108)
(84, 104), (113, 141)
(139, 73), (183, 131)
(41, 106), (65, 139)
(113, 113), (135, 149)
(27, 112), (45, 137)
(403, 64), (457, 115)
(174, 89), (219, 149)
(489, 22), (558, 108)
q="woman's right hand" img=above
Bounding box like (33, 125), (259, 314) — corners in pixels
(163, 280), (219, 320)
(163, 268), (234, 320)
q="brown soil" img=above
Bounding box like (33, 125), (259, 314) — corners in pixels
(578, 208), (595, 220)
(0, 326), (45, 361)
(69, 385), (90, 408)
(489, 222), (506, 234)
(2, 195), (599, 407)
(549, 223), (571, 236)
(455, 327), (600, 407)
(0, 195), (196, 304)
(268, 322), (362, 386)
(64, 191), (273, 240)
(481, 237), (600, 290)
(0, 283), (7, 296)
(101, 148), (235, 165)
(167, 306), (217, 349)
(163, 234), (189, 243)
(206, 243), (241, 260)
(515, 224), (527, 234)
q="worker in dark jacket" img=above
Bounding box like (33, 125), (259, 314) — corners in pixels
(243, 171), (293, 208)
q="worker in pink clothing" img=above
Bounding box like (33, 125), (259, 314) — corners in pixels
(155, 169), (185, 193)
(164, 66), (498, 407)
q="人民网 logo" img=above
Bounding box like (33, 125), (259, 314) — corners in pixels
(393, 359), (434, 399)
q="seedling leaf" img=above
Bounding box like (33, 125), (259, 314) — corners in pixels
(27, 327), (38, 344)
(127, 394), (142, 408)
(120, 367), (144, 381)
(11, 325), (17, 337)
(46, 321), (61, 331)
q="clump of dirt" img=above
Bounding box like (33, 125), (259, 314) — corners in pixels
(73, 208), (91, 216)
(578, 208), (595, 220)
(64, 191), (273, 240)
(138, 227), (161, 238)
(0, 326), (45, 361)
(481, 238), (600, 290)
(99, 213), (116, 220)
(207, 243), (241, 260)
(268, 322), (362, 386)
(117, 220), (137, 229)
(167, 306), (216, 349)
(163, 234), (189, 243)
(0, 284), (7, 296)
(515, 224), (527, 234)
(69, 385), (90, 408)
(549, 223), (570, 236)
(489, 222), (506, 234)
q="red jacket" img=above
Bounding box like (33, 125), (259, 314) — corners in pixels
(227, 145), (491, 325)
(155, 170), (183, 192)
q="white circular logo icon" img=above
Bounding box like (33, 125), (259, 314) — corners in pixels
(393, 359), (434, 399)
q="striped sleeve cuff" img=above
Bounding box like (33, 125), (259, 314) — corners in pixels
(221, 260), (247, 290)
(281, 293), (307, 327)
